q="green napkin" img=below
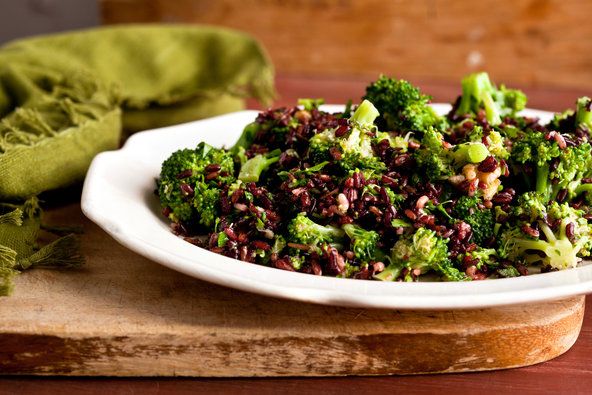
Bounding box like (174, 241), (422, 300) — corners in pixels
(0, 24), (275, 294)
(0, 198), (83, 295)
(0, 56), (121, 199)
(0, 24), (275, 198)
(3, 24), (274, 132)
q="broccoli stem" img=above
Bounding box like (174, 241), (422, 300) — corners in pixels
(575, 183), (592, 196)
(374, 263), (402, 281)
(342, 223), (380, 261)
(514, 221), (584, 270)
(317, 226), (345, 240)
(457, 75), (476, 115)
(575, 97), (592, 130)
(350, 99), (380, 127)
(453, 142), (489, 164)
(481, 91), (502, 126)
(457, 72), (502, 125)
(433, 201), (454, 222)
(230, 122), (259, 155)
(238, 154), (280, 182)
(539, 222), (557, 242)
(435, 261), (470, 282)
(298, 98), (325, 111)
(288, 213), (345, 247)
(535, 164), (550, 199)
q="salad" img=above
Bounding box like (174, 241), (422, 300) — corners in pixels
(156, 72), (592, 282)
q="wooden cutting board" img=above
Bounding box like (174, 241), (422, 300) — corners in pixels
(0, 202), (585, 376)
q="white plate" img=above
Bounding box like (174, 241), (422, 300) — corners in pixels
(81, 104), (592, 309)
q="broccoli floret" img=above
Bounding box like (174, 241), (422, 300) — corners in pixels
(417, 151), (453, 181)
(550, 143), (592, 201)
(510, 130), (562, 200)
(414, 128), (453, 180)
(374, 131), (410, 152)
(451, 196), (495, 244)
(427, 128), (450, 156)
(498, 202), (592, 270)
(363, 75), (446, 132)
(342, 224), (380, 262)
(511, 131), (561, 167)
(339, 141), (386, 172)
(340, 100), (384, 171)
(512, 192), (547, 222)
(307, 100), (386, 172)
(546, 97), (591, 137)
(575, 97), (592, 135)
(498, 85), (528, 115)
(308, 127), (335, 164)
(375, 228), (468, 282)
(288, 254), (306, 270)
(456, 72), (527, 125)
(298, 98), (325, 111)
(238, 149), (281, 182)
(497, 265), (521, 278)
(458, 248), (503, 277)
(415, 128), (489, 181)
(464, 247), (497, 270)
(308, 126), (335, 164)
(482, 130), (510, 160)
(272, 235), (287, 255)
(436, 262), (470, 282)
(193, 183), (221, 228)
(512, 128), (592, 202)
(158, 142), (234, 225)
(288, 213), (345, 249)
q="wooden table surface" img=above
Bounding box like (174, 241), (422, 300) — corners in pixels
(2, 75), (592, 394)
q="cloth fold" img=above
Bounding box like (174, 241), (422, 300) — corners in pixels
(0, 24), (275, 199)
(0, 58), (121, 198)
(0, 198), (84, 295)
(0, 24), (275, 295)
(2, 24), (275, 132)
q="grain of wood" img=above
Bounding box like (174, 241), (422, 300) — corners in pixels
(0, 201), (584, 376)
(100, 0), (592, 90)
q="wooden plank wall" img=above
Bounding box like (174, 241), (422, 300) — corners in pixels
(100, 0), (592, 90)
